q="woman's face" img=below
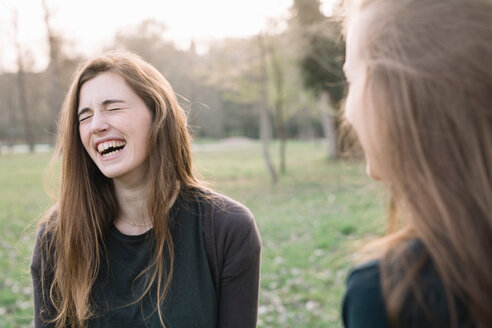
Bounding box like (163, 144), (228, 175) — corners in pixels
(344, 13), (382, 180)
(78, 72), (153, 186)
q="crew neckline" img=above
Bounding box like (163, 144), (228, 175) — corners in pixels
(110, 224), (154, 240)
(110, 193), (184, 240)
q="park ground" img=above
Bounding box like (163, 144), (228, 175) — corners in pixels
(0, 140), (387, 327)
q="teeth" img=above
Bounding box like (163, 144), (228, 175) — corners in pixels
(97, 140), (126, 154)
(102, 148), (124, 158)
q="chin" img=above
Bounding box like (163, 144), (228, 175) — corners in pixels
(99, 169), (120, 179)
(95, 163), (125, 179)
(366, 162), (382, 181)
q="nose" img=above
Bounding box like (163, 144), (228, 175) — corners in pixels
(90, 110), (109, 134)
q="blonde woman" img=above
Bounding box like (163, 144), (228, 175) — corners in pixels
(31, 52), (261, 328)
(340, 0), (492, 327)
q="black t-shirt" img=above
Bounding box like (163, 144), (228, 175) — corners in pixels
(88, 196), (216, 328)
(342, 240), (474, 328)
(342, 259), (390, 328)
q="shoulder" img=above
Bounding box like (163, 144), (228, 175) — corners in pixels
(202, 191), (259, 242)
(204, 191), (254, 220)
(30, 222), (50, 275)
(346, 259), (381, 290)
(345, 239), (423, 296)
(342, 259), (390, 328)
(30, 210), (57, 275)
(197, 190), (261, 268)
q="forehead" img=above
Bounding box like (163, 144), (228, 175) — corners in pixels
(345, 8), (375, 71)
(78, 72), (132, 104)
(345, 17), (362, 74)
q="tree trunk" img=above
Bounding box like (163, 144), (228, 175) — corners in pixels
(16, 62), (35, 153)
(268, 41), (287, 174)
(47, 55), (61, 145)
(258, 35), (278, 184)
(14, 10), (35, 153)
(6, 83), (17, 150)
(42, 0), (62, 145)
(299, 106), (315, 140)
(319, 91), (338, 159)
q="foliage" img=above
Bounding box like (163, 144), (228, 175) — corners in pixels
(292, 0), (346, 104)
(300, 30), (346, 104)
(0, 7), (343, 143)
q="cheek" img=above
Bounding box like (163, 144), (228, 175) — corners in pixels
(344, 92), (364, 141)
(140, 113), (153, 145)
(344, 99), (356, 128)
(345, 89), (374, 166)
(78, 125), (92, 152)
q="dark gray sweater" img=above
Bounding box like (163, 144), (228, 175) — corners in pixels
(31, 190), (262, 328)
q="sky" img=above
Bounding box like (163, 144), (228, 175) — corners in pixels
(0, 0), (337, 72)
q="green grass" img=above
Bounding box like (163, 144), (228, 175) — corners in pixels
(0, 140), (387, 327)
(0, 152), (52, 327)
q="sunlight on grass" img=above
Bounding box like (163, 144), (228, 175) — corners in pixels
(0, 140), (386, 327)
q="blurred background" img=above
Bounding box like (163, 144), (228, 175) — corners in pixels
(0, 0), (347, 155)
(0, 0), (386, 327)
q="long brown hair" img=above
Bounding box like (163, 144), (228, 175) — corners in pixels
(40, 51), (204, 327)
(340, 0), (492, 327)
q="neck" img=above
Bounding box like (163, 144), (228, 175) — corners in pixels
(112, 178), (181, 236)
(113, 178), (152, 235)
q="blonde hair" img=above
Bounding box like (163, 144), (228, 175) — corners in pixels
(40, 51), (204, 327)
(341, 0), (492, 326)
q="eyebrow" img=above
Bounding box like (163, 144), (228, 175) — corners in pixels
(77, 99), (126, 117)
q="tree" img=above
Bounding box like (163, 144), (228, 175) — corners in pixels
(258, 34), (278, 184)
(0, 74), (18, 150)
(292, 0), (346, 159)
(111, 20), (227, 138)
(13, 9), (35, 152)
(265, 35), (287, 174)
(42, 0), (64, 145)
(266, 23), (321, 141)
(204, 37), (264, 138)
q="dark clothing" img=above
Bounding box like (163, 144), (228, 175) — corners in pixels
(31, 191), (261, 328)
(342, 240), (474, 328)
(88, 196), (216, 327)
(200, 193), (261, 328)
(342, 260), (390, 328)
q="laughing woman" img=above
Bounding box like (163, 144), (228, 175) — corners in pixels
(31, 52), (261, 328)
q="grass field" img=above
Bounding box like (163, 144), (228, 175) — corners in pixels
(0, 140), (387, 327)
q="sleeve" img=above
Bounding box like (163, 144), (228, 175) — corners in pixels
(30, 225), (56, 328)
(342, 260), (390, 328)
(211, 195), (262, 328)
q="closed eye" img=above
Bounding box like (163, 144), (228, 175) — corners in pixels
(79, 114), (92, 122)
(78, 107), (92, 122)
(107, 107), (121, 111)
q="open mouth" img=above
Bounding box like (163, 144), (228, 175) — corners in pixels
(97, 140), (126, 158)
